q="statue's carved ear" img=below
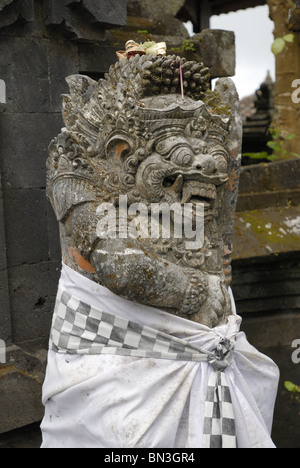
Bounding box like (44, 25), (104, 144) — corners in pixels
(46, 130), (97, 223)
(214, 78), (243, 265)
(47, 176), (96, 222)
(106, 133), (135, 161)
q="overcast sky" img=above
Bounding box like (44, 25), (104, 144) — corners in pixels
(187, 5), (276, 99)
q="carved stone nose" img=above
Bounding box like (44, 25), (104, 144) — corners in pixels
(194, 154), (216, 174)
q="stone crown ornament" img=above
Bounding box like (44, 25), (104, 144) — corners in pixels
(46, 50), (242, 328)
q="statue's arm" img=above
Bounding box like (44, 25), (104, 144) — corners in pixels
(61, 201), (231, 325)
(92, 237), (184, 307)
(64, 202), (208, 316)
(90, 237), (230, 326)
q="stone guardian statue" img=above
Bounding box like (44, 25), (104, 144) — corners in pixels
(42, 50), (279, 449)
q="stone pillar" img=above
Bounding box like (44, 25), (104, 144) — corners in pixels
(267, 0), (300, 156)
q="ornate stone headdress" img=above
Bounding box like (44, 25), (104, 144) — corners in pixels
(55, 54), (211, 159)
(47, 51), (241, 242)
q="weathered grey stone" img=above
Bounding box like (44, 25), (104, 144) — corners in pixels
(237, 310), (300, 449)
(0, 0), (43, 38)
(47, 201), (61, 262)
(8, 261), (60, 343)
(232, 250), (300, 330)
(0, 175), (7, 270)
(46, 0), (127, 28)
(191, 29), (236, 78)
(44, 2), (106, 42)
(239, 159), (300, 195)
(231, 251), (300, 449)
(0, 270), (11, 343)
(0, 0), (34, 29)
(268, 342), (300, 449)
(48, 41), (79, 112)
(0, 175), (12, 344)
(0, 0), (14, 10)
(3, 188), (49, 267)
(128, 0), (185, 18)
(241, 312), (300, 349)
(237, 159), (300, 211)
(233, 206), (300, 260)
(0, 37), (75, 113)
(44, 0), (126, 41)
(0, 113), (63, 190)
(0, 371), (43, 434)
(0, 37), (49, 114)
(78, 42), (119, 76)
(0, 422), (42, 448)
(109, 12), (189, 46)
(67, 0), (127, 27)
(0, 347), (46, 444)
(47, 53), (242, 328)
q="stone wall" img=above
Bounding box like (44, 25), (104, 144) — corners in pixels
(0, 0), (127, 443)
(232, 159), (300, 449)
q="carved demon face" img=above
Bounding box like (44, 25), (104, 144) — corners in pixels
(46, 55), (242, 298)
(103, 97), (230, 225)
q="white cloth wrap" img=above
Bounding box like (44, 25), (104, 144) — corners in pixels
(41, 263), (279, 448)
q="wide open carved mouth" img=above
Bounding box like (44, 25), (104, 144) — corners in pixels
(181, 181), (216, 205)
(163, 174), (217, 212)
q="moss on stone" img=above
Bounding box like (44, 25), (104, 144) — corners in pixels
(203, 89), (231, 116)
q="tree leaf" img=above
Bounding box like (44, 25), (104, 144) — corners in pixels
(285, 133), (296, 140)
(267, 141), (281, 152)
(243, 152), (269, 160)
(283, 34), (295, 43)
(271, 38), (286, 56)
(285, 381), (296, 392)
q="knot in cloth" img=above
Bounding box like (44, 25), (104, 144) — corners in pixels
(208, 338), (235, 372)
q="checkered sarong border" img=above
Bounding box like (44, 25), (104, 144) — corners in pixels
(50, 288), (213, 362)
(49, 288), (237, 448)
(202, 371), (237, 448)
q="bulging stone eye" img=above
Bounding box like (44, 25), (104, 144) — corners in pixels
(214, 153), (228, 173)
(171, 147), (193, 166)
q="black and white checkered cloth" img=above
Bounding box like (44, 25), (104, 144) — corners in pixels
(50, 288), (237, 448)
(202, 370), (237, 448)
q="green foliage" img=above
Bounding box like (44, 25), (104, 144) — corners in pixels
(242, 151), (270, 161)
(284, 381), (300, 403)
(169, 40), (196, 54)
(203, 89), (231, 116)
(271, 34), (295, 56)
(181, 40), (196, 53)
(243, 128), (300, 162)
